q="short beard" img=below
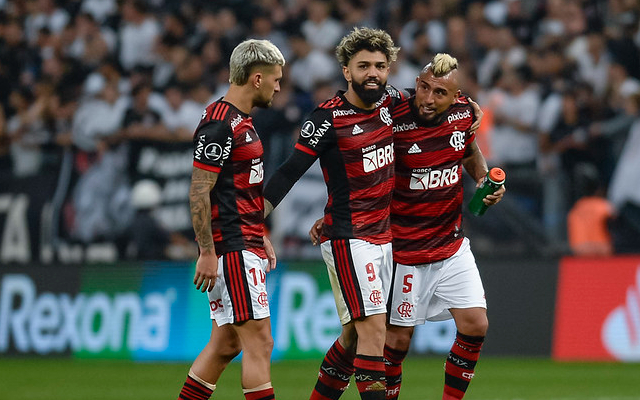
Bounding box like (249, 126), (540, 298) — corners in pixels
(351, 79), (386, 105)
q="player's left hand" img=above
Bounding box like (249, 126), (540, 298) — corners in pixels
(483, 184), (506, 205)
(264, 235), (277, 272)
(468, 97), (484, 133)
(309, 218), (323, 246)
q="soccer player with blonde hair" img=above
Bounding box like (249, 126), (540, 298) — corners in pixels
(176, 38), (284, 400)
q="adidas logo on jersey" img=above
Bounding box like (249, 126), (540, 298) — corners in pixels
(245, 132), (252, 142)
(352, 124), (364, 135)
(408, 143), (421, 154)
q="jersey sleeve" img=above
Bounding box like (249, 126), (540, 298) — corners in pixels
(192, 121), (233, 173)
(294, 108), (335, 156)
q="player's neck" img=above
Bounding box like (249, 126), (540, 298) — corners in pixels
(222, 85), (253, 114)
(344, 88), (376, 110)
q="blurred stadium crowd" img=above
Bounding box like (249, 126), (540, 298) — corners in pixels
(1, 0), (640, 261)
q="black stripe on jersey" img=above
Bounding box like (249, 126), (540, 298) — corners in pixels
(331, 239), (364, 319)
(386, 261), (398, 316)
(224, 251), (254, 323)
(391, 101), (410, 117)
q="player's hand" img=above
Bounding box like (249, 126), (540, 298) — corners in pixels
(484, 184), (506, 206)
(309, 218), (323, 246)
(264, 235), (277, 272)
(193, 250), (218, 292)
(468, 97), (484, 133)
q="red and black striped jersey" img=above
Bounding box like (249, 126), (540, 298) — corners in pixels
(193, 100), (266, 258)
(391, 96), (476, 264)
(294, 88), (405, 244)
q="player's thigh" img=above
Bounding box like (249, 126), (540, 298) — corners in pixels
(433, 238), (486, 312)
(208, 250), (271, 325)
(321, 239), (392, 324)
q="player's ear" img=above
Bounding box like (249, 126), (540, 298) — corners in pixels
(252, 72), (262, 89)
(342, 66), (351, 83)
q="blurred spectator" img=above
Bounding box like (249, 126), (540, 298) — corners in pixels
(126, 179), (197, 260)
(5, 83), (56, 177)
(567, 166), (614, 257)
(149, 80), (201, 141)
(118, 0), (161, 71)
(24, 0), (70, 45)
(79, 0), (118, 24)
(398, 0), (446, 65)
(67, 12), (116, 68)
(491, 65), (541, 170)
(72, 77), (127, 153)
(607, 93), (640, 253)
(122, 82), (170, 141)
(301, 0), (343, 51)
(288, 32), (339, 93)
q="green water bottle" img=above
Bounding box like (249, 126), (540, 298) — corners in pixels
(468, 167), (506, 216)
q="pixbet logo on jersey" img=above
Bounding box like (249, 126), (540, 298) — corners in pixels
(409, 165), (460, 190)
(362, 143), (394, 173)
(447, 109), (471, 124)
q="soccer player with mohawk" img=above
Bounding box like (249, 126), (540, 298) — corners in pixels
(384, 53), (504, 400)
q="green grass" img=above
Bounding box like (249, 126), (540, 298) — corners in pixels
(1, 357), (639, 399)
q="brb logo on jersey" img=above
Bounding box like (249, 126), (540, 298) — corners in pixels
(409, 165), (459, 190)
(249, 158), (264, 184)
(449, 130), (466, 151)
(362, 143), (394, 173)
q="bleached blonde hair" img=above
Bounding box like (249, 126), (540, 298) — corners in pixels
(229, 39), (285, 85)
(336, 27), (400, 67)
(423, 53), (458, 77)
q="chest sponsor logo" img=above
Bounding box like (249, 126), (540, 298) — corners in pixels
(249, 159), (264, 184)
(332, 109), (356, 118)
(379, 106), (393, 126)
(231, 114), (243, 130)
(409, 165), (459, 190)
(449, 130), (465, 151)
(362, 143), (394, 173)
(447, 109), (471, 124)
(393, 122), (417, 133)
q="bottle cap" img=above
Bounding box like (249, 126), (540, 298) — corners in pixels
(488, 167), (505, 183)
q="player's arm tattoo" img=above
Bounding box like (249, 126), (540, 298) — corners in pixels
(462, 140), (489, 183)
(189, 167), (218, 252)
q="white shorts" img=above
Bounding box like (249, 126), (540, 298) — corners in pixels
(207, 250), (270, 325)
(321, 239), (393, 325)
(388, 238), (486, 326)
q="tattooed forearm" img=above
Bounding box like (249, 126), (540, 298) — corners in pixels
(189, 167), (218, 253)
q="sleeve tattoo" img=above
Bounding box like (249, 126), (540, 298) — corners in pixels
(189, 167), (218, 251)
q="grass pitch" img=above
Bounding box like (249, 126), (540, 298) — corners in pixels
(1, 357), (639, 400)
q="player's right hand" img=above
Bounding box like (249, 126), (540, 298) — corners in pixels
(194, 251), (218, 292)
(309, 218), (323, 246)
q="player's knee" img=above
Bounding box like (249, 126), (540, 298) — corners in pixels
(459, 316), (488, 337)
(386, 326), (413, 351)
(217, 341), (242, 361)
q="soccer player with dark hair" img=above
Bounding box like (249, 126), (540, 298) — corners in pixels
(384, 53), (504, 400)
(264, 27), (404, 400)
(309, 53), (502, 400)
(176, 39), (284, 400)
